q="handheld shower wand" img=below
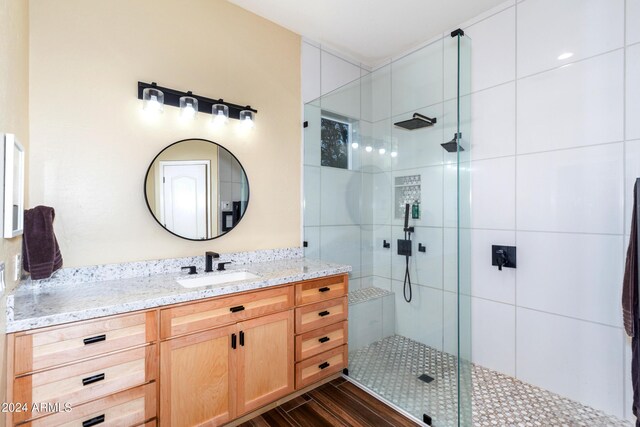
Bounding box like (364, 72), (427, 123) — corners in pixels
(401, 203), (413, 302)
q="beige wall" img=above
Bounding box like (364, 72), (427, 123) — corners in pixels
(0, 0), (29, 422)
(29, 0), (301, 267)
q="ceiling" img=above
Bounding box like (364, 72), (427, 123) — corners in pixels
(227, 0), (505, 65)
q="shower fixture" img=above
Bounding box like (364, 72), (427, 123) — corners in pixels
(398, 203), (414, 303)
(441, 132), (464, 152)
(394, 113), (437, 130)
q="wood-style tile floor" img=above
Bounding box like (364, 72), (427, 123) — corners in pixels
(239, 378), (421, 427)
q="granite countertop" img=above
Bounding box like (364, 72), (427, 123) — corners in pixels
(7, 258), (351, 333)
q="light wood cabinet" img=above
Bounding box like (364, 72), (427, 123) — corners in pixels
(7, 274), (348, 427)
(236, 310), (294, 415)
(160, 325), (236, 427)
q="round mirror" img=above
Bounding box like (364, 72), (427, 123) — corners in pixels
(144, 139), (249, 241)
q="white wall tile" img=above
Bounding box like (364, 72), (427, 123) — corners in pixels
(320, 225), (362, 278)
(382, 293), (396, 338)
(470, 157), (516, 230)
(466, 6), (516, 92)
(320, 168), (362, 225)
(303, 166), (320, 226)
(625, 139), (640, 235)
(516, 231), (624, 326)
(629, 0), (640, 45)
(391, 39), (443, 116)
(516, 143), (623, 234)
(372, 275), (393, 291)
(350, 278), (363, 291)
(471, 229), (516, 304)
(517, 0), (624, 77)
(517, 51), (624, 154)
(303, 102), (321, 166)
(303, 226), (320, 259)
(627, 44), (640, 141)
(349, 298), (383, 351)
(470, 82), (516, 160)
(372, 171), (393, 225)
(360, 226), (373, 278)
(302, 42), (321, 103)
(321, 51), (361, 96)
(391, 226), (443, 289)
(443, 291), (458, 355)
(472, 298), (516, 376)
(371, 64), (391, 122)
(372, 225), (392, 279)
(516, 308), (625, 417)
(392, 281), (444, 350)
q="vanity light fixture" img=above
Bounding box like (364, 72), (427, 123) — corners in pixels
(137, 82), (257, 122)
(239, 110), (255, 129)
(179, 94), (198, 120)
(212, 104), (229, 127)
(142, 86), (164, 113)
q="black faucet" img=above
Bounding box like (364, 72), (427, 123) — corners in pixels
(181, 266), (197, 275)
(217, 262), (232, 271)
(205, 251), (220, 273)
(496, 249), (508, 271)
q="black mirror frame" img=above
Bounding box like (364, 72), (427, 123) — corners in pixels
(143, 138), (250, 241)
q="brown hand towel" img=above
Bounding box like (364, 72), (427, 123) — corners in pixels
(22, 206), (63, 280)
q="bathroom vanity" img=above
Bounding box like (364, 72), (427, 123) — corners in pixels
(4, 254), (350, 427)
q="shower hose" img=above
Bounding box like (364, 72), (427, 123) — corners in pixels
(403, 229), (412, 303)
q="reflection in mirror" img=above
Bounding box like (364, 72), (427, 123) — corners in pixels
(144, 139), (249, 240)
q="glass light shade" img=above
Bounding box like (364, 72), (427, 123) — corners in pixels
(142, 87), (164, 113)
(239, 110), (255, 128)
(179, 96), (198, 119)
(212, 104), (229, 126)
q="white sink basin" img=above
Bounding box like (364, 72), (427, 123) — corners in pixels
(177, 271), (260, 288)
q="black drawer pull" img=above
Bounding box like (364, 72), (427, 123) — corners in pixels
(82, 414), (105, 427)
(318, 287), (331, 293)
(319, 362), (330, 370)
(318, 311), (330, 317)
(318, 336), (330, 343)
(231, 333), (237, 349)
(83, 334), (106, 345)
(230, 305), (245, 313)
(82, 373), (105, 386)
(240, 331), (245, 347)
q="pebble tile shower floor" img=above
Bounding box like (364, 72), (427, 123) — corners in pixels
(348, 335), (631, 427)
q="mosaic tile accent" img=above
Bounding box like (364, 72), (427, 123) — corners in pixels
(348, 286), (394, 305)
(348, 335), (631, 427)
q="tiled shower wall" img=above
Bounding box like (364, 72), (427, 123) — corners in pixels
(302, 0), (640, 421)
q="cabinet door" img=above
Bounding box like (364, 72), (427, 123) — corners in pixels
(236, 310), (294, 415)
(160, 325), (236, 427)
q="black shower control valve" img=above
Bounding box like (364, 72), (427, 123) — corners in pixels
(492, 245), (517, 271)
(418, 243), (426, 253)
(383, 240), (391, 249)
(398, 239), (412, 257)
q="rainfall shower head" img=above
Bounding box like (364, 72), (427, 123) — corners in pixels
(441, 132), (464, 153)
(394, 113), (437, 130)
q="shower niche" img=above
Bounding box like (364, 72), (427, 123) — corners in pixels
(394, 174), (421, 220)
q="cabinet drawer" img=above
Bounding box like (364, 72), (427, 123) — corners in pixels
(14, 312), (157, 375)
(14, 345), (157, 423)
(295, 297), (347, 334)
(294, 274), (348, 306)
(161, 286), (294, 339)
(23, 383), (156, 427)
(295, 321), (347, 361)
(295, 345), (347, 390)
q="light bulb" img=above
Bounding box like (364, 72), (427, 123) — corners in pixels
(211, 104), (229, 127)
(378, 148), (386, 155)
(365, 146), (373, 152)
(179, 96), (198, 120)
(181, 104), (196, 119)
(390, 151), (398, 158)
(351, 142), (359, 149)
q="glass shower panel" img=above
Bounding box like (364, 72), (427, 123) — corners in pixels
(302, 31), (472, 426)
